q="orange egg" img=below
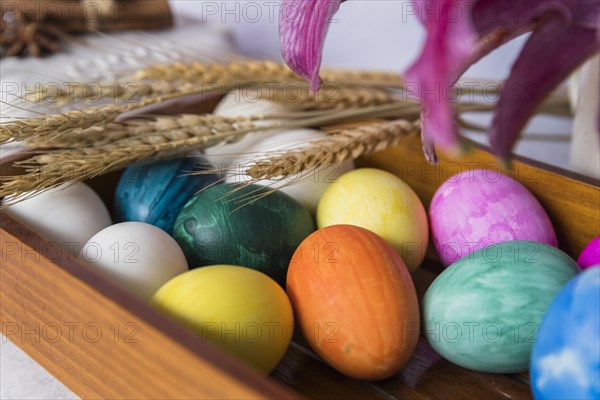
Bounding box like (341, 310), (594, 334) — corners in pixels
(287, 224), (420, 380)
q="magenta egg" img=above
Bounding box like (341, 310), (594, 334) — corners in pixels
(578, 236), (600, 269)
(429, 169), (557, 267)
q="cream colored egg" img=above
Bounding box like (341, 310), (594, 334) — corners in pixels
(79, 222), (188, 301)
(3, 182), (112, 256)
(225, 128), (354, 214)
(204, 90), (291, 170)
(317, 168), (428, 271)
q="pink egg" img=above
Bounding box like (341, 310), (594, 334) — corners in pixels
(577, 236), (600, 269)
(429, 169), (558, 267)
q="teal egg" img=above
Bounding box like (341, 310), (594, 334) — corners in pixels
(172, 184), (315, 286)
(423, 240), (579, 373)
(114, 157), (218, 234)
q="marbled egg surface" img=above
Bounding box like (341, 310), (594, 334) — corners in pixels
(4, 182), (112, 256)
(114, 157), (218, 234)
(423, 240), (579, 373)
(172, 183), (315, 286)
(317, 168), (428, 271)
(577, 236), (600, 269)
(429, 169), (557, 267)
(225, 128), (354, 214)
(530, 266), (600, 399)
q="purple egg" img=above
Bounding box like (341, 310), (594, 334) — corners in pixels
(577, 236), (600, 269)
(429, 169), (557, 267)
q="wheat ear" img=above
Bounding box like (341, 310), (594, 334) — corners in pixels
(0, 116), (262, 201)
(245, 119), (420, 180)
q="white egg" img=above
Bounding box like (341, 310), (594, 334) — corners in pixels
(205, 90), (291, 170)
(79, 222), (188, 301)
(3, 183), (112, 256)
(225, 129), (355, 214)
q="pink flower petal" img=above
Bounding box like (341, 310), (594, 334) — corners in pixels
(279, 0), (343, 93)
(407, 0), (599, 161)
(405, 0), (477, 158)
(489, 20), (599, 158)
(471, 0), (599, 158)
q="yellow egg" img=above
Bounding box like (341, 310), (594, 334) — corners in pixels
(150, 265), (293, 373)
(317, 168), (428, 271)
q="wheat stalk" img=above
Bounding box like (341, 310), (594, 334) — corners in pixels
(263, 85), (401, 110)
(26, 60), (403, 103)
(132, 60), (403, 87)
(1, 89), (257, 145)
(27, 78), (401, 113)
(245, 119), (420, 180)
(0, 116), (261, 201)
(0, 104), (419, 202)
(17, 114), (258, 148)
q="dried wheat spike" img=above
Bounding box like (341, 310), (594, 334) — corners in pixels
(22, 114), (258, 148)
(133, 60), (402, 87)
(132, 60), (301, 82)
(264, 85), (401, 110)
(246, 119), (420, 180)
(0, 92), (227, 144)
(26, 60), (403, 104)
(1, 115), (262, 200)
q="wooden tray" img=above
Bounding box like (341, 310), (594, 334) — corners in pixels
(1, 134), (599, 399)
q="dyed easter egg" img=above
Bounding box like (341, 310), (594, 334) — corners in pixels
(316, 168), (428, 271)
(172, 183), (315, 286)
(287, 225), (420, 380)
(225, 128), (354, 214)
(205, 91), (290, 169)
(429, 169), (557, 267)
(114, 156), (218, 234)
(80, 222), (188, 301)
(530, 266), (600, 399)
(4, 182), (111, 256)
(577, 236), (600, 269)
(151, 265), (293, 373)
(423, 240), (579, 373)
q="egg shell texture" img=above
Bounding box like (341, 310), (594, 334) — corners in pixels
(114, 157), (219, 234)
(423, 240), (579, 373)
(4, 182), (112, 255)
(172, 183), (315, 286)
(151, 265), (293, 373)
(287, 224), (420, 380)
(429, 169), (557, 267)
(317, 168), (428, 271)
(530, 266), (600, 399)
(79, 222), (188, 301)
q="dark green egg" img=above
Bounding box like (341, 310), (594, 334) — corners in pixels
(172, 184), (316, 286)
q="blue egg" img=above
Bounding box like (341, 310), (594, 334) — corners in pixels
(115, 157), (219, 234)
(530, 266), (600, 399)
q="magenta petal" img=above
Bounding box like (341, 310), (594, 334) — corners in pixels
(279, 0), (343, 93)
(405, 0), (477, 155)
(489, 19), (599, 158)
